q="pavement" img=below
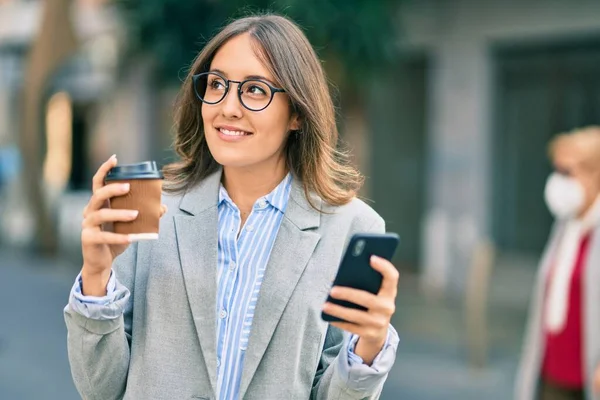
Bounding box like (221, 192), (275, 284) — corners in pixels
(0, 246), (533, 400)
(0, 247), (80, 400)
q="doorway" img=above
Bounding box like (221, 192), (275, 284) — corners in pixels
(492, 39), (600, 256)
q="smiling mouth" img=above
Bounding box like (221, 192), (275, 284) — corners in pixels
(218, 128), (252, 136)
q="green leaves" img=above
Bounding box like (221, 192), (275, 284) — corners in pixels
(113, 0), (399, 88)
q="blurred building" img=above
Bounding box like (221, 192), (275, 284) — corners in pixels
(0, 0), (169, 256)
(1, 0), (600, 297)
(371, 0), (600, 295)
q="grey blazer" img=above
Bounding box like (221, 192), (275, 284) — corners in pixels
(64, 170), (397, 400)
(515, 223), (600, 400)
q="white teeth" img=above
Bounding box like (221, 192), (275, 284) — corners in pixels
(219, 128), (248, 136)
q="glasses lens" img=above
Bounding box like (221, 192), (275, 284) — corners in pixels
(195, 73), (227, 104)
(240, 80), (272, 110)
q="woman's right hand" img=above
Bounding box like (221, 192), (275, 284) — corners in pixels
(80, 155), (166, 296)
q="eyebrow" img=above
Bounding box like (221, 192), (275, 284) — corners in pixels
(210, 69), (279, 86)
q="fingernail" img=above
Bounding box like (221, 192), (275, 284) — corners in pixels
(110, 154), (117, 161)
(129, 210), (139, 217)
(122, 183), (130, 191)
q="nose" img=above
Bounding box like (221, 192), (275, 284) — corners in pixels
(220, 83), (243, 119)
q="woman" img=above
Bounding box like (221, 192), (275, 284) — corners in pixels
(515, 127), (600, 400)
(65, 14), (399, 400)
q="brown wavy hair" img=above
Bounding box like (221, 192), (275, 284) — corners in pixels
(163, 13), (363, 207)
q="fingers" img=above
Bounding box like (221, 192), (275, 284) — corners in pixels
(328, 321), (383, 343)
(329, 320), (387, 350)
(84, 183), (130, 217)
(83, 209), (139, 229)
(322, 302), (385, 328)
(81, 229), (131, 246)
(329, 286), (395, 315)
(371, 256), (399, 298)
(329, 286), (377, 309)
(324, 303), (389, 343)
(92, 154), (117, 193)
(325, 257), (398, 349)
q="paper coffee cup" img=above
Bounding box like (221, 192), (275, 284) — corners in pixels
(105, 161), (163, 240)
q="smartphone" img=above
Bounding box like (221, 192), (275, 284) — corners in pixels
(321, 232), (400, 323)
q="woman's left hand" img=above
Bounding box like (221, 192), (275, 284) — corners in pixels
(322, 255), (399, 365)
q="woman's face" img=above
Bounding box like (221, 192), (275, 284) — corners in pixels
(553, 142), (600, 215)
(201, 33), (300, 171)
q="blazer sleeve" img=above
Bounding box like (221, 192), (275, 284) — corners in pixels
(63, 243), (138, 400)
(311, 213), (397, 399)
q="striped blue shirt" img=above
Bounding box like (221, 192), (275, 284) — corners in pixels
(215, 173), (292, 400)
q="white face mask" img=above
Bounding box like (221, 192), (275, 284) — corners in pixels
(544, 172), (585, 219)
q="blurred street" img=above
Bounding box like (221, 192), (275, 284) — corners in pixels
(0, 246), (533, 400)
(0, 248), (79, 400)
(1, 0), (600, 398)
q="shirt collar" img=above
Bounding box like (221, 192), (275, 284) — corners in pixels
(218, 173), (293, 213)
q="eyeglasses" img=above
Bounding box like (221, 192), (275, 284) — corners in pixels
(192, 72), (286, 112)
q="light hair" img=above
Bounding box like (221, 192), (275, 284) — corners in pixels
(548, 126), (600, 169)
(163, 13), (363, 208)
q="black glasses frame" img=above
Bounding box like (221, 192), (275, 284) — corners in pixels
(192, 71), (286, 112)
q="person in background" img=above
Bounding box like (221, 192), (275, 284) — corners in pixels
(516, 126), (600, 400)
(64, 13), (400, 400)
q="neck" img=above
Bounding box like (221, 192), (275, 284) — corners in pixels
(222, 157), (288, 212)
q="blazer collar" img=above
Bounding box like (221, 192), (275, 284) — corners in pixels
(178, 168), (222, 216)
(178, 167), (322, 230)
(286, 174), (321, 230)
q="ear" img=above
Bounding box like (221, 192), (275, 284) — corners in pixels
(288, 113), (302, 132)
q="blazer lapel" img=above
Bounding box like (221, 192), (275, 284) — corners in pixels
(238, 178), (322, 399)
(173, 169), (222, 396)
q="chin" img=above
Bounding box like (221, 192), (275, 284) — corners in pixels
(210, 150), (258, 169)
(206, 135), (284, 171)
